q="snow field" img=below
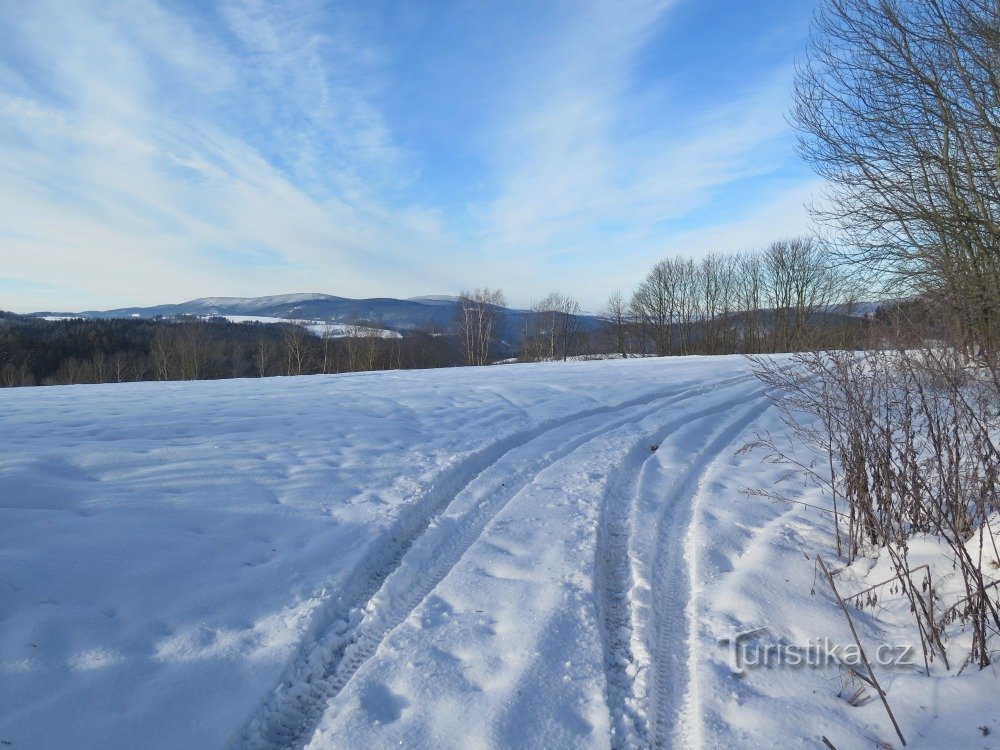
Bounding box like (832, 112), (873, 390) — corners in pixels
(3, 354), (991, 749)
(1, 357), (751, 748)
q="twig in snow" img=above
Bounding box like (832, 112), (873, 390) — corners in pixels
(818, 555), (907, 747)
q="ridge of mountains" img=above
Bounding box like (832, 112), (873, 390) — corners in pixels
(30, 292), (602, 335)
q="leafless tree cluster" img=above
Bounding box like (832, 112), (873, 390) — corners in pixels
(794, 0), (1000, 357)
(0, 316), (452, 386)
(453, 288), (507, 366)
(0, 360), (34, 387)
(598, 291), (631, 359)
(521, 292), (584, 362)
(48, 349), (150, 385)
(252, 321), (449, 377)
(598, 238), (860, 357)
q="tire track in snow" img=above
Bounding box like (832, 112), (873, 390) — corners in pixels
(234, 376), (748, 749)
(594, 387), (768, 749)
(646, 396), (771, 748)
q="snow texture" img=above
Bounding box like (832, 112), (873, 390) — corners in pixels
(0, 356), (994, 749)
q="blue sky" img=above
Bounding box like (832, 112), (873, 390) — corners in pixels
(0, 0), (820, 312)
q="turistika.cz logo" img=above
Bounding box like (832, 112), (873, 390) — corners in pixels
(719, 628), (915, 675)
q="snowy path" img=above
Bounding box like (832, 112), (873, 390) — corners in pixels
(596, 390), (768, 749)
(645, 398), (770, 748)
(257, 377), (769, 749)
(238, 379), (744, 747)
(0, 356), (781, 749)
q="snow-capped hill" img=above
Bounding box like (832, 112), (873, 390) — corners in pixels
(189, 293), (343, 311)
(406, 295), (461, 305)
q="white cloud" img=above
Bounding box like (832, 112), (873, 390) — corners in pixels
(471, 3), (804, 301)
(0, 0), (820, 313)
(0, 0), (465, 311)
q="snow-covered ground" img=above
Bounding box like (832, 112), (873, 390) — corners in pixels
(218, 315), (300, 325)
(217, 316), (401, 338)
(1, 356), (995, 749)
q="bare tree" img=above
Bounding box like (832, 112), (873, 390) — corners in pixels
(520, 308), (547, 363)
(283, 321), (312, 376)
(454, 288), (506, 366)
(151, 329), (174, 381)
(735, 252), (766, 353)
(697, 253), (738, 354)
(761, 237), (853, 351)
(631, 259), (681, 356)
(125, 349), (149, 381)
(344, 320), (380, 372)
(91, 350), (108, 383)
(177, 325), (209, 380)
(255, 333), (276, 377)
(524, 292), (583, 361)
(0, 362), (34, 387)
(794, 0), (1000, 355)
(599, 290), (632, 358)
(551, 293), (582, 361)
(623, 243), (858, 357)
(110, 351), (129, 382)
(318, 325), (336, 374)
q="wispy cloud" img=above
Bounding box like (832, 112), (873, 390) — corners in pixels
(0, 0), (463, 310)
(0, 0), (818, 312)
(463, 1), (810, 303)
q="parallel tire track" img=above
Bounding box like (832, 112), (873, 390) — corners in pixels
(234, 376), (747, 749)
(649, 397), (771, 748)
(595, 388), (767, 749)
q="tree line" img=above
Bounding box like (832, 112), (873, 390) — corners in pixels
(598, 236), (865, 358)
(450, 239), (869, 371)
(0, 315), (451, 387)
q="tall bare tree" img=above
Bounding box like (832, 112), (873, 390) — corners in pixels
(794, 0), (1000, 355)
(454, 288), (506, 366)
(524, 292), (583, 361)
(761, 237), (853, 350)
(552, 293), (583, 361)
(599, 290), (632, 358)
(283, 321), (312, 376)
(255, 333), (276, 377)
(151, 329), (174, 381)
(344, 320), (380, 372)
(631, 259), (682, 356)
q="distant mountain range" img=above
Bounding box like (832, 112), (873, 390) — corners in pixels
(30, 293), (602, 338)
(27, 292), (889, 345)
